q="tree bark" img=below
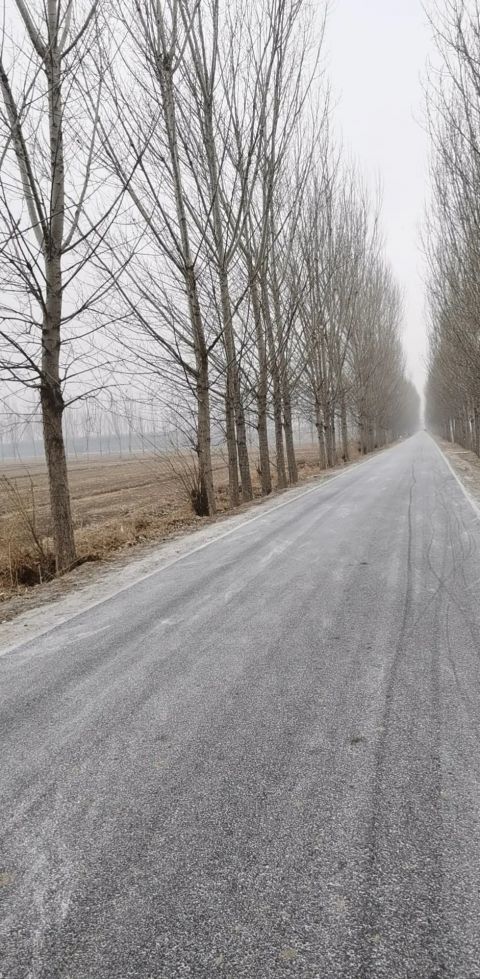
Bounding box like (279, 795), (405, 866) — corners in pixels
(249, 266), (272, 495)
(340, 394), (349, 462)
(269, 217), (296, 484)
(359, 414), (368, 454)
(315, 404), (327, 469)
(40, 18), (76, 571)
(283, 382), (298, 484)
(185, 267), (216, 514)
(40, 348), (76, 571)
(262, 276), (287, 489)
(217, 266), (252, 504)
(224, 386), (239, 507)
(324, 404), (335, 467)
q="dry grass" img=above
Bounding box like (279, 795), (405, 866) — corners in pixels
(0, 442), (359, 601)
(436, 438), (480, 503)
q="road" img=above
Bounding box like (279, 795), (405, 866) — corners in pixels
(2, 432), (480, 978)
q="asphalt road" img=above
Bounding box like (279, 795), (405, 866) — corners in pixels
(2, 432), (480, 979)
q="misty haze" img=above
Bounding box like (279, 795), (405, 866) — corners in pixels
(0, 2), (479, 977)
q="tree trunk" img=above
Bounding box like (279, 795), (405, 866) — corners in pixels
(217, 267), (252, 504)
(359, 414), (368, 454)
(315, 404), (327, 469)
(41, 35), (76, 572)
(206, 154), (238, 505)
(40, 377), (76, 572)
(324, 404), (335, 468)
(340, 394), (349, 462)
(269, 220), (296, 484)
(196, 344), (216, 514)
(283, 385), (298, 484)
(184, 269), (216, 514)
(191, 36), (252, 506)
(161, 66), (216, 514)
(224, 387), (239, 507)
(235, 393), (253, 502)
(262, 277), (287, 489)
(249, 267), (272, 495)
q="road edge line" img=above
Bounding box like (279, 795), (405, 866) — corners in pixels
(428, 433), (480, 519)
(0, 439), (399, 655)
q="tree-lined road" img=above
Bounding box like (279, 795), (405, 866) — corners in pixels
(2, 433), (480, 978)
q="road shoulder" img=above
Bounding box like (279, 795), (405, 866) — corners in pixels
(0, 468), (336, 653)
(0, 441), (398, 654)
(433, 436), (480, 511)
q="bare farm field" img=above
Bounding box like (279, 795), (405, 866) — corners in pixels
(0, 443), (336, 608)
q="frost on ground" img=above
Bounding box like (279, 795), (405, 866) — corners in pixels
(436, 439), (480, 508)
(0, 447), (326, 604)
(0, 473), (332, 653)
(0, 442), (400, 652)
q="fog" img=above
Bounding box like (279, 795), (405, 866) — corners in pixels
(328, 0), (431, 398)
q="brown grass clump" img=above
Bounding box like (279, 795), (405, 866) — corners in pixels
(0, 475), (56, 596)
(1, 519), (56, 592)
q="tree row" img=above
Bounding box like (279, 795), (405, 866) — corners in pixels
(0, 0), (419, 571)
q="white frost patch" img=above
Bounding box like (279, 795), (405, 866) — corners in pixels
(0, 447), (389, 656)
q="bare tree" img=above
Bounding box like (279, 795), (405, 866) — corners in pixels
(425, 1), (480, 448)
(98, 0), (219, 514)
(0, 0), (123, 569)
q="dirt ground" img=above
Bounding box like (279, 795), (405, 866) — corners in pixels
(0, 442), (335, 611)
(436, 437), (480, 506)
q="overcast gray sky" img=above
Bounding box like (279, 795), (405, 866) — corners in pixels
(327, 0), (431, 397)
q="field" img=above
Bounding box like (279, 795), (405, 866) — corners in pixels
(0, 442), (334, 600)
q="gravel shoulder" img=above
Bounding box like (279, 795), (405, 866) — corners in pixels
(434, 437), (480, 508)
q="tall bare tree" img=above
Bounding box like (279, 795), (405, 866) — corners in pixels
(0, 0), (122, 569)
(425, 1), (480, 449)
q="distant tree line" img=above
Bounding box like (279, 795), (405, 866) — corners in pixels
(0, 0), (419, 571)
(426, 0), (480, 450)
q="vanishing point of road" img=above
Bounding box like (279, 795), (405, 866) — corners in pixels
(2, 432), (480, 978)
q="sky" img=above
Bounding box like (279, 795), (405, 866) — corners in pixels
(327, 0), (431, 398)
